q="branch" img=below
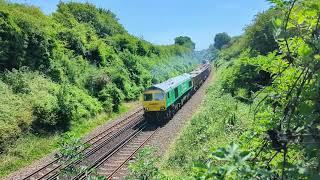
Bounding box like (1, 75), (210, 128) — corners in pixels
(284, 67), (307, 101)
(252, 140), (268, 162)
(313, 13), (320, 38)
(253, 94), (269, 122)
(281, 145), (287, 180)
(281, 70), (310, 129)
(252, 63), (290, 101)
(266, 151), (279, 166)
(312, 13), (320, 52)
(283, 0), (297, 63)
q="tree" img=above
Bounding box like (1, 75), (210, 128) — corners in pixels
(214, 32), (231, 50)
(245, 9), (280, 55)
(174, 36), (195, 50)
(55, 2), (126, 37)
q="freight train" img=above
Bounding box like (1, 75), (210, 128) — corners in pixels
(141, 62), (211, 121)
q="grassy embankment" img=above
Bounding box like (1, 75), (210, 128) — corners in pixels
(0, 102), (135, 178)
(0, 1), (199, 178)
(128, 0), (320, 178)
(160, 63), (254, 178)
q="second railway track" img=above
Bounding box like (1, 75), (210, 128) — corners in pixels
(22, 108), (144, 180)
(73, 122), (159, 180)
(20, 64), (211, 180)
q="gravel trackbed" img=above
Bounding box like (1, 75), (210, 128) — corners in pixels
(5, 71), (214, 180)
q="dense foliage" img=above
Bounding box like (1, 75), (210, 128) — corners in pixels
(217, 2), (320, 177)
(245, 9), (280, 55)
(174, 36), (196, 50)
(127, 146), (165, 180)
(0, 1), (199, 154)
(128, 0), (320, 179)
(213, 32), (231, 50)
(162, 73), (252, 177)
(201, 0), (320, 178)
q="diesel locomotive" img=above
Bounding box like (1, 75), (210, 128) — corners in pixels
(141, 62), (211, 121)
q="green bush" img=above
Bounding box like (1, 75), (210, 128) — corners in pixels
(127, 146), (164, 180)
(85, 70), (111, 96)
(214, 32), (231, 50)
(57, 85), (103, 123)
(98, 93), (113, 113)
(2, 68), (31, 93)
(2, 68), (59, 94)
(98, 84), (124, 112)
(164, 80), (251, 175)
(220, 52), (271, 97)
(0, 0), (200, 160)
(2, 69), (61, 133)
(0, 2), (56, 72)
(31, 92), (59, 133)
(218, 36), (248, 61)
(56, 26), (88, 57)
(245, 9), (280, 55)
(105, 65), (139, 100)
(55, 2), (126, 36)
(120, 51), (148, 86)
(0, 122), (22, 153)
(0, 81), (32, 152)
(191, 143), (271, 179)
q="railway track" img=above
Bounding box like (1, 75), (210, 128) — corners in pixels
(17, 64), (211, 180)
(22, 108), (144, 180)
(72, 122), (159, 180)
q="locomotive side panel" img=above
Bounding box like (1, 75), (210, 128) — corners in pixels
(141, 62), (211, 122)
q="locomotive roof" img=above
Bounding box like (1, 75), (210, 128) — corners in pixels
(149, 73), (191, 92)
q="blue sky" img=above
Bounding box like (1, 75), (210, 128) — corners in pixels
(11, 0), (270, 50)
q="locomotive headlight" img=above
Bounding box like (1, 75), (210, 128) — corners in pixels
(144, 107), (149, 111)
(160, 107), (165, 111)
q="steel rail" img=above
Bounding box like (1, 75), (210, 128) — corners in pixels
(73, 122), (148, 180)
(106, 127), (159, 179)
(47, 115), (144, 180)
(22, 108), (143, 180)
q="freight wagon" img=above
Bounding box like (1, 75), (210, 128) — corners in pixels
(141, 62), (211, 121)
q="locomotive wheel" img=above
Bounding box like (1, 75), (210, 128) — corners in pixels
(170, 109), (174, 119)
(144, 113), (151, 120)
(165, 111), (169, 120)
(156, 113), (161, 122)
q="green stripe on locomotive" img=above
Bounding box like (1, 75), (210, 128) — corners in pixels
(165, 78), (192, 108)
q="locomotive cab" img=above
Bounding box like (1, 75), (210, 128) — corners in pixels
(142, 89), (166, 112)
(141, 74), (194, 122)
